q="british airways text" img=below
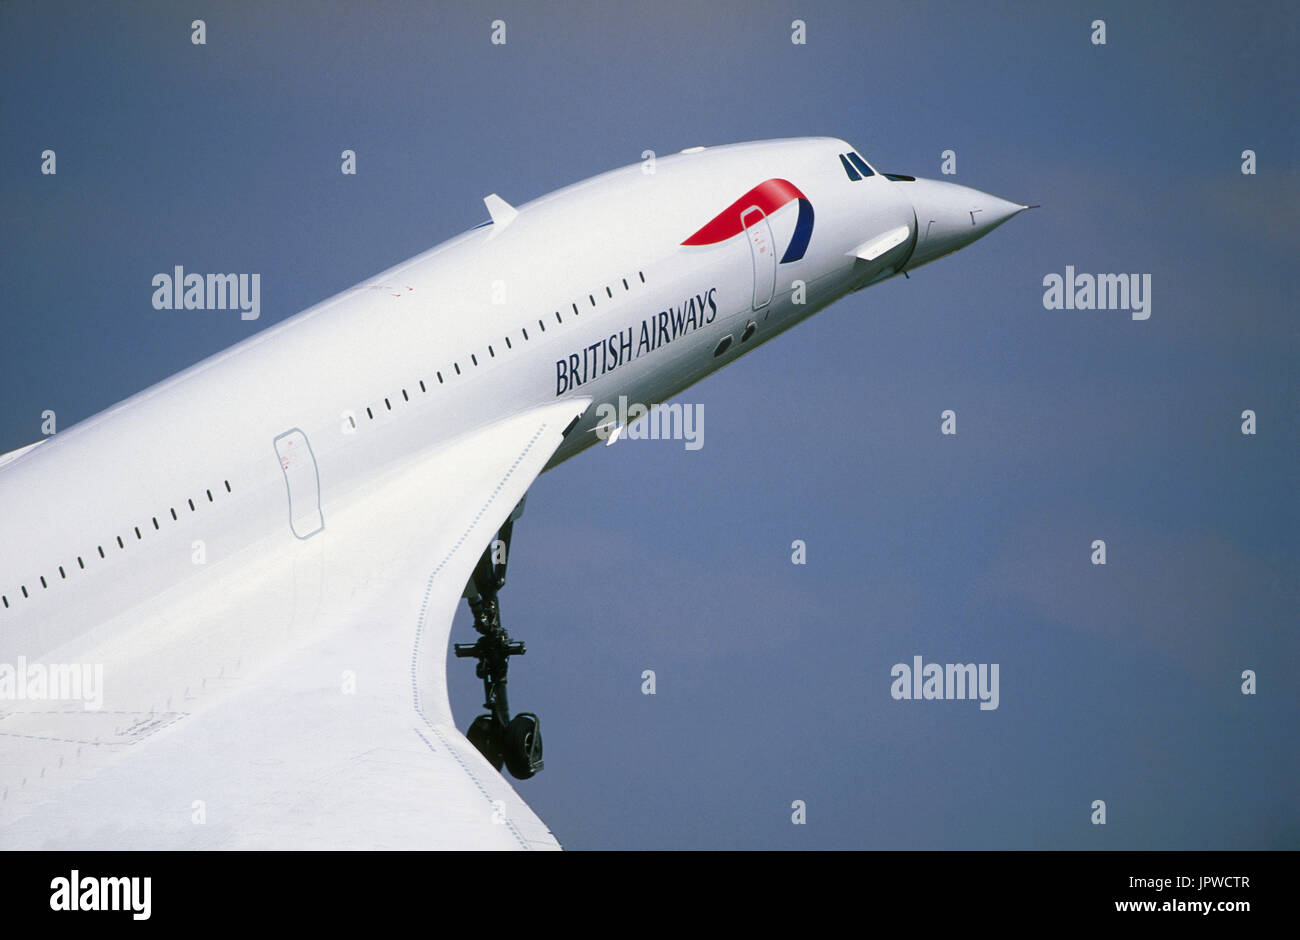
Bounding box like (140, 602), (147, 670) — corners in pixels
(555, 287), (718, 395)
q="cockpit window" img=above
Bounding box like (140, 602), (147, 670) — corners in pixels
(847, 152), (875, 178)
(838, 153), (861, 181)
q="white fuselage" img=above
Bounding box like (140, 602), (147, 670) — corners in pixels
(0, 137), (930, 663)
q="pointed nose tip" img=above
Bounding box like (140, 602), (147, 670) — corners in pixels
(903, 178), (1029, 271)
(981, 194), (1031, 227)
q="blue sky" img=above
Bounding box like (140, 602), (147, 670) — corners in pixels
(2, 0), (1296, 848)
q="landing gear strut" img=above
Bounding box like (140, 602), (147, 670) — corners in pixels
(454, 503), (543, 780)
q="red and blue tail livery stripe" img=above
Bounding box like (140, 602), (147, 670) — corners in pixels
(681, 178), (814, 263)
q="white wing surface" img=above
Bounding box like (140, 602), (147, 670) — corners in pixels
(0, 399), (588, 849)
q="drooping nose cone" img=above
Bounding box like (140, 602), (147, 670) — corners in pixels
(904, 178), (1029, 271)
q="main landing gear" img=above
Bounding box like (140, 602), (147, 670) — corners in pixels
(454, 501), (544, 780)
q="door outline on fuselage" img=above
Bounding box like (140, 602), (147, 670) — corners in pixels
(273, 428), (324, 540)
(741, 205), (777, 312)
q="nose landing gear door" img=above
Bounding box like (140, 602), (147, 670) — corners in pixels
(274, 428), (324, 539)
(742, 206), (776, 312)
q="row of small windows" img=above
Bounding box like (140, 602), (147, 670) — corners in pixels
(353, 270), (647, 426)
(838, 152), (876, 181)
(1, 479), (233, 610)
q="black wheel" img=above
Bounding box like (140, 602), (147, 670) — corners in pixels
(504, 713), (542, 780)
(467, 714), (503, 770)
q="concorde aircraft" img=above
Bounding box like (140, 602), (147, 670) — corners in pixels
(0, 137), (1028, 849)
